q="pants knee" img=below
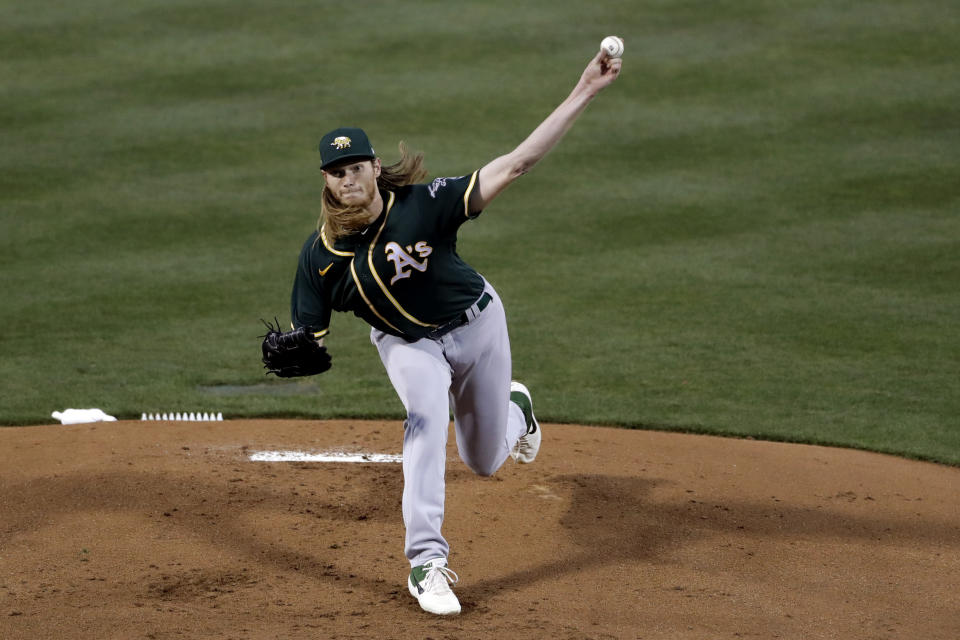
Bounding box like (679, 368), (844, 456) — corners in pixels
(462, 455), (500, 477)
(404, 410), (448, 439)
(404, 411), (428, 433)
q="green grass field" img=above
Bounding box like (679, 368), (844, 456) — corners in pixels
(2, 0), (958, 464)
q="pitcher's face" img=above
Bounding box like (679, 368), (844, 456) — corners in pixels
(323, 158), (381, 208)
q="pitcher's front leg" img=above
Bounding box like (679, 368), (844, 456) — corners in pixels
(372, 330), (454, 565)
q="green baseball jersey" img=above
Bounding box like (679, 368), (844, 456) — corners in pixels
(290, 171), (485, 341)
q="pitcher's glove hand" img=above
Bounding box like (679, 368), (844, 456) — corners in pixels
(260, 319), (332, 378)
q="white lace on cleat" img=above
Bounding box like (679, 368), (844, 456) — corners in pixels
(408, 558), (461, 615)
(509, 381), (541, 463)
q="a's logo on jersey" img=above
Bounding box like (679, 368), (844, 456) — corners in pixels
(384, 241), (433, 285)
(428, 177), (453, 198)
(332, 136), (351, 150)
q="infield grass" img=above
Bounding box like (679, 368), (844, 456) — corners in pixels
(2, 0), (958, 464)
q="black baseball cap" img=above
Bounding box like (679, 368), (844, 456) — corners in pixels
(318, 127), (376, 169)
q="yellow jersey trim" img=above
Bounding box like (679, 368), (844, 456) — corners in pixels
(462, 170), (479, 218)
(349, 258), (402, 334)
(290, 322), (329, 338)
(320, 225), (354, 257)
(367, 192), (436, 328)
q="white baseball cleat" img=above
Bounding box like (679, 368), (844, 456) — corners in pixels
(509, 381), (541, 463)
(408, 557), (461, 615)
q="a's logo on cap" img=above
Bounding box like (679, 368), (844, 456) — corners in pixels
(332, 136), (352, 150)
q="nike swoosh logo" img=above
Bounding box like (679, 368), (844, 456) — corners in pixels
(318, 263), (333, 277)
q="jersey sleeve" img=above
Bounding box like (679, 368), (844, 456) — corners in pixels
(422, 170), (482, 232)
(290, 236), (332, 339)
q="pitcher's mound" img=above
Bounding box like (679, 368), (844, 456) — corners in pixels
(1, 419), (958, 639)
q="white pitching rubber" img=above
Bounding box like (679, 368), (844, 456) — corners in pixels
(141, 412), (224, 421)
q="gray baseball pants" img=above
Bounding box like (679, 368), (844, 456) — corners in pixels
(370, 281), (528, 567)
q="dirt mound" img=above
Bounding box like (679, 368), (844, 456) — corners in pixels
(1, 419), (958, 639)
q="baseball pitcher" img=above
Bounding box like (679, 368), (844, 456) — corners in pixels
(261, 44), (622, 615)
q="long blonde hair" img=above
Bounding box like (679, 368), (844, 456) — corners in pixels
(319, 142), (428, 240)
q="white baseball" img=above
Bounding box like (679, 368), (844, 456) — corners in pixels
(601, 36), (624, 59)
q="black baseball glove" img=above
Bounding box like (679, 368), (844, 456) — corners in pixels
(260, 319), (332, 378)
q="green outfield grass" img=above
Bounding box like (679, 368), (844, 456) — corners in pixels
(2, 0), (958, 464)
